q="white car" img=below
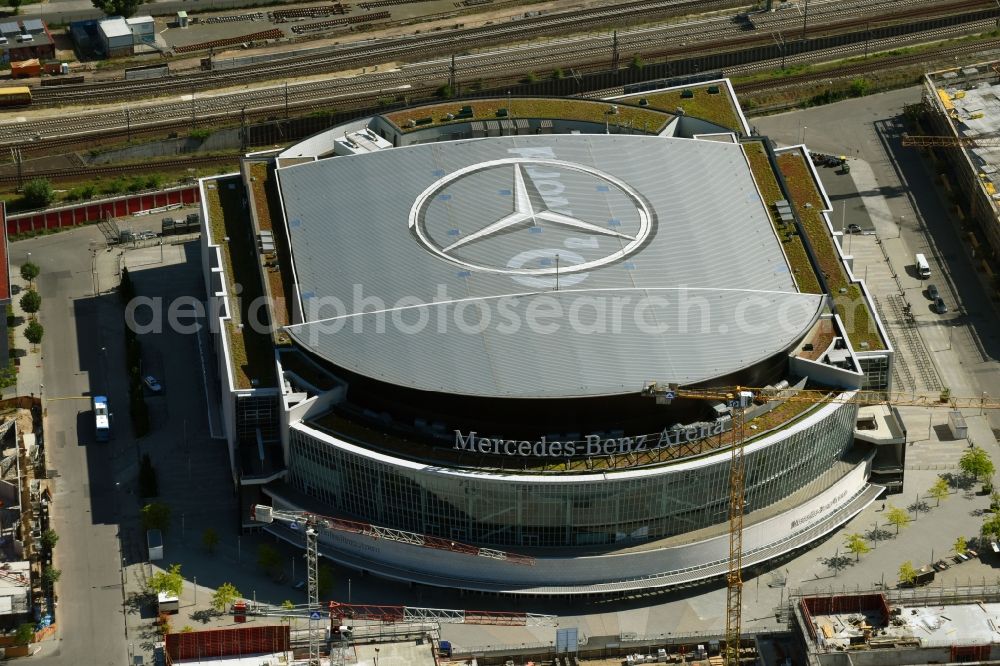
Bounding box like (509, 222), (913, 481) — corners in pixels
(143, 375), (162, 392)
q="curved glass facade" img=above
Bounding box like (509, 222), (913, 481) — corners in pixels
(287, 401), (857, 549)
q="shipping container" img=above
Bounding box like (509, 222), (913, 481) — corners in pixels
(10, 59), (41, 78)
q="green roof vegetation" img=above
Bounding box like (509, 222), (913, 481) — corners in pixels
(384, 98), (671, 134)
(742, 141), (822, 295)
(638, 84), (743, 133)
(248, 161), (291, 336)
(204, 176), (278, 389)
(775, 152), (885, 351)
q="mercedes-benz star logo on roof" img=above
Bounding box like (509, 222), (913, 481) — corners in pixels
(408, 158), (654, 276)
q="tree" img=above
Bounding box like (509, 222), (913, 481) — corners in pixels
(8, 0), (23, 14)
(845, 533), (871, 561)
(960, 446), (995, 483)
(40, 529), (59, 551)
(141, 502), (172, 534)
(928, 478), (950, 507)
(211, 582), (241, 612)
(887, 505), (909, 534)
(898, 561), (917, 586)
(630, 55), (645, 71)
(92, 0), (141, 17)
(19, 262), (39, 284)
(24, 320), (43, 345)
(257, 543), (281, 576)
(15, 623), (34, 645)
(41, 567), (61, 588)
(147, 563), (183, 598)
(955, 536), (968, 556)
(19, 290), (40, 314)
(982, 513), (1000, 540)
(21, 179), (54, 208)
(201, 527), (219, 554)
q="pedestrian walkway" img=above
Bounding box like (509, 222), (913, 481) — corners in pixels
(2, 268), (43, 401)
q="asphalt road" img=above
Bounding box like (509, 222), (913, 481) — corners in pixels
(16, 227), (131, 666)
(755, 86), (1000, 428)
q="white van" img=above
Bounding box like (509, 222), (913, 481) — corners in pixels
(915, 253), (931, 278)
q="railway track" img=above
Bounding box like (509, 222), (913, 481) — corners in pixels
(0, 154), (238, 186)
(732, 22), (1000, 92)
(9, 15), (1000, 184)
(29, 0), (744, 103)
(4, 0), (996, 147)
(25, 0), (989, 107)
(1, 0), (997, 154)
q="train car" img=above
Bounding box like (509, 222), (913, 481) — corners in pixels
(0, 87), (32, 107)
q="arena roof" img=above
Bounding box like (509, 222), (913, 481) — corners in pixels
(279, 134), (823, 398)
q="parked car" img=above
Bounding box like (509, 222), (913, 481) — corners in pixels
(136, 230), (157, 240)
(845, 223), (862, 234)
(927, 284), (940, 300)
(934, 296), (948, 314)
(143, 375), (162, 392)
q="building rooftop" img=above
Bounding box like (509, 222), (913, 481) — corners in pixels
(855, 405), (906, 443)
(98, 16), (131, 39)
(0, 19), (53, 50)
(0, 561), (31, 616)
(383, 97), (672, 134)
(805, 598), (1000, 652)
(278, 133), (823, 398)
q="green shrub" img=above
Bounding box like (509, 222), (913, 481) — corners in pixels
(21, 179), (54, 208)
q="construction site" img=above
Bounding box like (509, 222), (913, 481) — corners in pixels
(912, 61), (1000, 294)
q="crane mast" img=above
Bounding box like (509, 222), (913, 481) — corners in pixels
(725, 394), (748, 666)
(641, 382), (998, 666)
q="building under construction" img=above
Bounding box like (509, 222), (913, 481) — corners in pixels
(917, 62), (1000, 293)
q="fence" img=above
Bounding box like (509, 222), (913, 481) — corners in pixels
(165, 625), (289, 663)
(3, 186), (200, 236)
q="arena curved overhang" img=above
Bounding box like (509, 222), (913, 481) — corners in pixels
(293, 394), (849, 482)
(278, 133), (823, 399)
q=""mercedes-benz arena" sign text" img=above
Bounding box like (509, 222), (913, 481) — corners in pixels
(454, 421), (726, 458)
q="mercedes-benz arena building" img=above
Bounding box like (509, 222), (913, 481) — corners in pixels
(204, 81), (897, 595)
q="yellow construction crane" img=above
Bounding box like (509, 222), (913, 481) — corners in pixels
(642, 383), (1000, 665)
